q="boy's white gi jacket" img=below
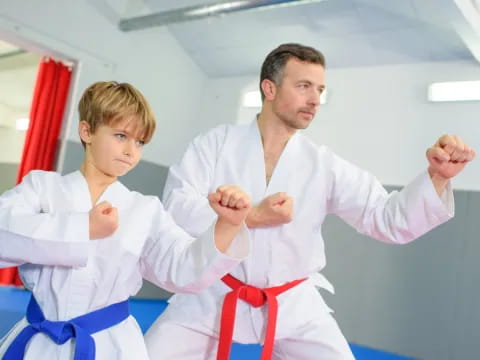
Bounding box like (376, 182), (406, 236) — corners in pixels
(0, 170), (250, 359)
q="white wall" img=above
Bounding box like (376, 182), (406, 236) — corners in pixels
(197, 76), (252, 130)
(310, 60), (480, 191)
(199, 60), (480, 191)
(0, 62), (37, 163)
(0, 128), (25, 164)
(0, 1), (207, 167)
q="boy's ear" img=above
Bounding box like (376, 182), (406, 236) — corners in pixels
(78, 121), (93, 144)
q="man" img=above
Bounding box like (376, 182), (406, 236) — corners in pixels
(145, 44), (476, 359)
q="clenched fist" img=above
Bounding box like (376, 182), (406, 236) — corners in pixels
(246, 192), (294, 228)
(89, 201), (118, 239)
(208, 185), (251, 226)
(427, 134), (476, 179)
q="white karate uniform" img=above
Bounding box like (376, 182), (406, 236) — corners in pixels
(145, 120), (454, 360)
(0, 170), (250, 360)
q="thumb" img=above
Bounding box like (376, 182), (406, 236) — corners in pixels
(108, 207), (118, 217)
(282, 197), (294, 208)
(270, 192), (289, 204)
(208, 192), (221, 204)
(96, 201), (112, 211)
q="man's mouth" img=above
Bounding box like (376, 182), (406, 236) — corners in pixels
(299, 110), (315, 117)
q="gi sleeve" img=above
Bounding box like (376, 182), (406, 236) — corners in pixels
(140, 198), (250, 294)
(327, 152), (453, 244)
(0, 171), (89, 267)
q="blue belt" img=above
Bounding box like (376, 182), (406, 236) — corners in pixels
(3, 296), (130, 360)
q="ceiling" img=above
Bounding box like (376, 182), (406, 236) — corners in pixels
(0, 40), (40, 71)
(97, 0), (480, 77)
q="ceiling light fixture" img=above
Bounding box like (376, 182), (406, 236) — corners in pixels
(119, 0), (327, 31)
(428, 80), (480, 102)
(15, 118), (29, 131)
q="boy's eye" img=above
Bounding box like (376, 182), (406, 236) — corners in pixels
(136, 140), (145, 147)
(115, 133), (126, 140)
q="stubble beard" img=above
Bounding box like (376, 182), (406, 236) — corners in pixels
(278, 111), (311, 130)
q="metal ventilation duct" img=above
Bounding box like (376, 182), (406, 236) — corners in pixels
(119, 0), (325, 31)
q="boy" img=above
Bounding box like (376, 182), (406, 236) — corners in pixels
(0, 81), (251, 359)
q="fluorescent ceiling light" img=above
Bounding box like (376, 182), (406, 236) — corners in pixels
(16, 118), (29, 131)
(120, 0), (327, 31)
(243, 91), (263, 107)
(186, 0), (324, 16)
(428, 81), (480, 102)
(187, 1), (247, 16)
(243, 89), (327, 108)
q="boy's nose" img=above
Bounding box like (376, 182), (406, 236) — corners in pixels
(124, 141), (135, 156)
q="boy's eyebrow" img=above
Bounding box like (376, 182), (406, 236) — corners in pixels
(112, 127), (130, 133)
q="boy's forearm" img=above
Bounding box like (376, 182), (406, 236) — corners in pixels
(0, 228), (89, 267)
(214, 218), (243, 253)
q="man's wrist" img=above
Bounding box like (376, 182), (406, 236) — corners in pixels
(428, 166), (449, 196)
(245, 207), (261, 228)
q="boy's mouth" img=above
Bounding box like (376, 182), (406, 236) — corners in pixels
(117, 159), (133, 166)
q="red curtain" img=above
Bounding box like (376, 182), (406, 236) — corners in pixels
(0, 57), (72, 286)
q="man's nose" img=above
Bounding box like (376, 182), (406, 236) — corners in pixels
(308, 89), (320, 106)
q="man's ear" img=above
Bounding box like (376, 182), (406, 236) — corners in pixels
(261, 79), (277, 101)
(78, 121), (93, 145)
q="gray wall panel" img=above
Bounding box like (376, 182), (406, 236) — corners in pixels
(322, 189), (474, 359)
(450, 191), (480, 360)
(0, 163), (18, 194)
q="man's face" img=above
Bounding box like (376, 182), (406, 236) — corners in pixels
(270, 58), (325, 130)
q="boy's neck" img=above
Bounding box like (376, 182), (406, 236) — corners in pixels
(80, 161), (116, 207)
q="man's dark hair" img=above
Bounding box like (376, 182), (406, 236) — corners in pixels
(259, 43), (325, 101)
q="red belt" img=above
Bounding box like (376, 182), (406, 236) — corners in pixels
(217, 274), (307, 360)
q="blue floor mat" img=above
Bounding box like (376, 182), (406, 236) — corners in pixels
(0, 287), (414, 359)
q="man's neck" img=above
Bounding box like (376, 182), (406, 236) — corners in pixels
(257, 110), (296, 153)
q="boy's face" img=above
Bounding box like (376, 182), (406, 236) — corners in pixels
(82, 116), (145, 178)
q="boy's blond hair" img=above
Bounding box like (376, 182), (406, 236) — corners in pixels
(78, 81), (156, 147)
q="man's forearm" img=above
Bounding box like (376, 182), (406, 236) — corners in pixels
(428, 167), (449, 196)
